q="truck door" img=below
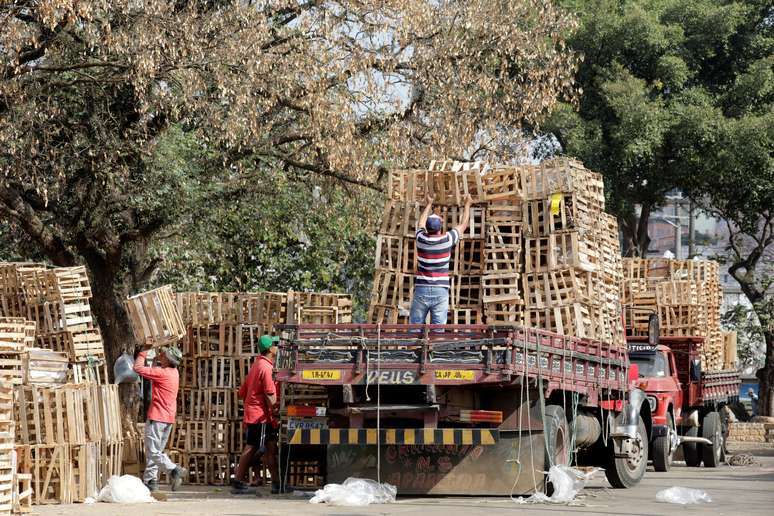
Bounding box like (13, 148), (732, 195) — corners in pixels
(667, 351), (682, 419)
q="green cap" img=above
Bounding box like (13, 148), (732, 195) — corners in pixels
(259, 335), (279, 352)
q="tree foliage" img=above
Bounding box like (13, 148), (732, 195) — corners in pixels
(544, 0), (772, 256)
(0, 1), (580, 371)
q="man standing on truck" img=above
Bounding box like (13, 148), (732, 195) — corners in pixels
(232, 335), (281, 496)
(409, 193), (472, 324)
(134, 345), (186, 492)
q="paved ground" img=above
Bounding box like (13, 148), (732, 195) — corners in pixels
(36, 449), (774, 516)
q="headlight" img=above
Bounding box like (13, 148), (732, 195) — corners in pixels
(646, 396), (657, 412)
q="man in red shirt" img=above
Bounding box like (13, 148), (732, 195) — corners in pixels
(134, 345), (186, 492)
(232, 334), (280, 495)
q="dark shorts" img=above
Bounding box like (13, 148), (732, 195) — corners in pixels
(245, 423), (278, 448)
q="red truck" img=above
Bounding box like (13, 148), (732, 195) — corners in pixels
(275, 323), (651, 495)
(627, 333), (740, 471)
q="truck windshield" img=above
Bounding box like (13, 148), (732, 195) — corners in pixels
(630, 352), (668, 378)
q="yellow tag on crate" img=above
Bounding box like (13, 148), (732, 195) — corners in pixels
(550, 192), (563, 216)
(302, 369), (341, 381)
(434, 370), (475, 381)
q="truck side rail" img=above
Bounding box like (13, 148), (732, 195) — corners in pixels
(275, 324), (628, 400)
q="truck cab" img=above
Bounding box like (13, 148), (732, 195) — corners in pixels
(629, 344), (683, 432)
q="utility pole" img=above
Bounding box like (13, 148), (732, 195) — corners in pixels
(674, 199), (681, 259)
(688, 200), (695, 258)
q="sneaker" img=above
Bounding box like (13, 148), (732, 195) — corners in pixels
(145, 480), (158, 492)
(170, 467), (187, 492)
(230, 480), (250, 495)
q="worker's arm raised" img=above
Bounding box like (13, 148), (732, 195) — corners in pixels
(417, 194), (434, 232)
(454, 195), (473, 236)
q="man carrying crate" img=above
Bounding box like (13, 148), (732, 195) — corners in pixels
(232, 334), (281, 495)
(410, 193), (473, 324)
(134, 345), (186, 492)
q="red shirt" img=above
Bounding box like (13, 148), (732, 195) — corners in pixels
(239, 355), (276, 425)
(134, 351), (179, 424)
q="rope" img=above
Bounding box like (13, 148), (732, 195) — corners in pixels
(376, 322), (382, 484)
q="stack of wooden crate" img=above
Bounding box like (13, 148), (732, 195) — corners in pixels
(164, 290), (351, 486)
(369, 158), (626, 347)
(622, 258), (727, 369)
(522, 159), (624, 344)
(0, 262), (122, 506)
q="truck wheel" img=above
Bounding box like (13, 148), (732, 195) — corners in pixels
(605, 415), (648, 488)
(702, 411), (723, 468)
(543, 405), (570, 495)
(653, 414), (675, 472)
(683, 426), (702, 467)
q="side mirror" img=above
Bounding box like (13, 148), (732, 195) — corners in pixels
(628, 363), (640, 383)
(690, 359), (702, 382)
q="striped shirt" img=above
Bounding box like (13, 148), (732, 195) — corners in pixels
(415, 228), (460, 288)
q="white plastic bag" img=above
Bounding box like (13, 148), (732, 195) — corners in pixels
(656, 486), (712, 505)
(310, 477), (396, 506)
(114, 353), (140, 384)
(517, 465), (601, 504)
(97, 475), (155, 503)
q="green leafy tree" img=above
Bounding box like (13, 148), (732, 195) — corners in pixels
(546, 0), (773, 412)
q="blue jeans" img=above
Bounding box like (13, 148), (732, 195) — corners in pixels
(409, 285), (449, 324)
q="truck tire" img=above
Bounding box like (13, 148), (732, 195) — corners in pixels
(605, 415), (648, 488)
(653, 414), (674, 472)
(702, 411), (723, 468)
(683, 426), (702, 467)
(544, 405), (570, 469)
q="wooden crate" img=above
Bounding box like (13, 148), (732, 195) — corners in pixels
(180, 358), (197, 389)
(0, 449), (14, 515)
(239, 292), (287, 327)
(12, 468), (32, 514)
(655, 281), (703, 306)
(525, 304), (593, 340)
(483, 302), (522, 324)
(521, 158), (604, 209)
(375, 235), (403, 271)
(124, 285), (185, 347)
(522, 269), (593, 309)
(481, 272), (521, 304)
(70, 442), (100, 502)
(26, 299), (94, 335)
(524, 193), (595, 237)
(172, 421), (228, 454)
(51, 267), (92, 302)
(450, 276), (481, 308)
(483, 244), (521, 275)
(482, 166), (521, 203)
(197, 357), (237, 389)
(28, 444), (72, 505)
(175, 292), (240, 327)
(286, 460), (324, 489)
(0, 318), (35, 354)
(0, 384), (12, 422)
(448, 307), (483, 325)
(22, 349), (69, 385)
(70, 359), (109, 385)
(95, 384), (122, 444)
(379, 201), (419, 238)
(14, 385), (94, 445)
(179, 389), (231, 421)
(524, 232), (596, 273)
(287, 292), (352, 325)
(229, 421), (246, 454)
(453, 240), (485, 275)
(0, 356), (23, 386)
(99, 441), (123, 484)
(177, 453), (231, 486)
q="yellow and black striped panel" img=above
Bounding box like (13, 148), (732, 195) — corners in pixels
(288, 428), (498, 446)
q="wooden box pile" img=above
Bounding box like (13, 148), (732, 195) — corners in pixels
(370, 158), (626, 347)
(167, 290), (350, 486)
(0, 262), (122, 507)
(621, 258), (727, 370)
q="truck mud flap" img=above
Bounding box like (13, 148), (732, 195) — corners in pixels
(288, 428), (498, 446)
(324, 431), (545, 495)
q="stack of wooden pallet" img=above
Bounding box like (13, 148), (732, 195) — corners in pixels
(369, 158), (626, 347)
(522, 159), (624, 344)
(0, 262), (122, 506)
(622, 258), (727, 369)
(160, 290), (350, 486)
(0, 263), (107, 383)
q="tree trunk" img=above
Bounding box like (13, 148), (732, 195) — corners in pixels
(756, 330), (774, 417)
(83, 256), (142, 423)
(620, 205), (652, 257)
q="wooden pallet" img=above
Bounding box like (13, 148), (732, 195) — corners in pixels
(14, 385), (96, 445)
(70, 442), (100, 502)
(28, 444), (72, 505)
(448, 307), (483, 325)
(179, 389), (232, 421)
(375, 235), (403, 271)
(379, 201), (419, 238)
(453, 240), (485, 275)
(483, 302), (522, 324)
(172, 421), (229, 454)
(286, 460), (324, 489)
(180, 358), (197, 388)
(0, 357), (22, 387)
(521, 158), (605, 209)
(655, 281), (703, 306)
(525, 304), (593, 340)
(196, 357), (237, 389)
(26, 299), (95, 335)
(524, 193), (596, 237)
(482, 167), (522, 203)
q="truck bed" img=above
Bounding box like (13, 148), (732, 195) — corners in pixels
(276, 323), (628, 403)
